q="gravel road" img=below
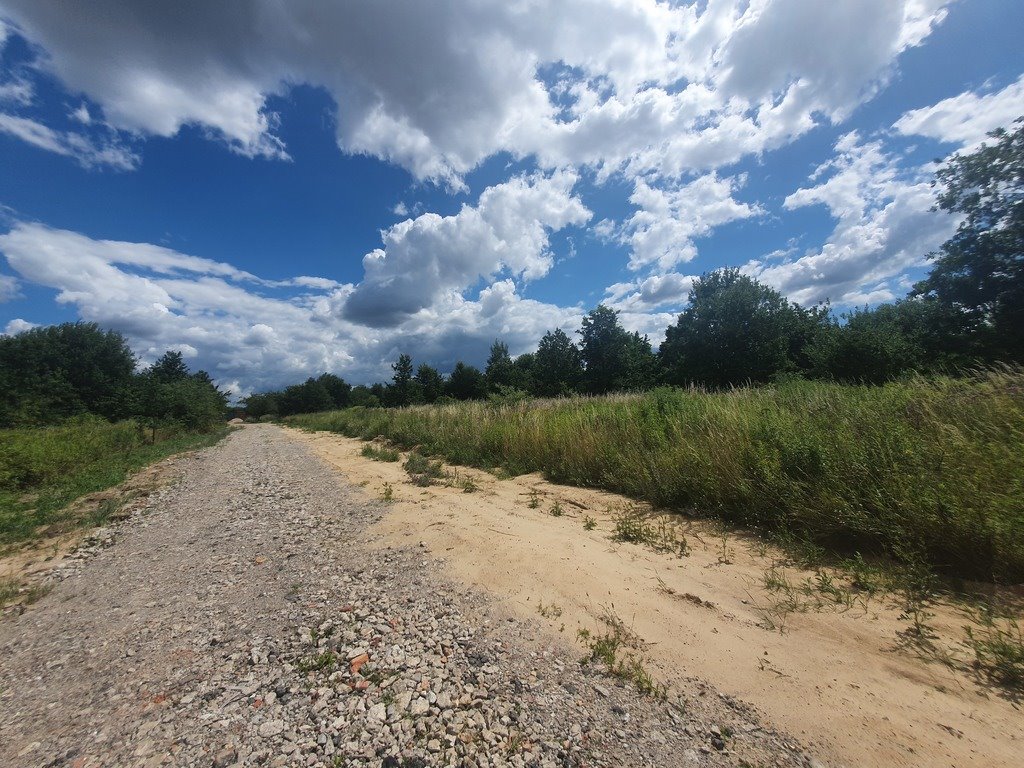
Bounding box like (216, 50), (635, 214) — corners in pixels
(0, 425), (814, 768)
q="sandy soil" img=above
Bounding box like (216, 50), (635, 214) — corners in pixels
(292, 428), (1024, 768)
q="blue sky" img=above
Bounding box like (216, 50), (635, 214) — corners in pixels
(0, 1), (1021, 396)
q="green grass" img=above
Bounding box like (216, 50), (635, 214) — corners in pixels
(0, 417), (229, 548)
(287, 371), (1024, 583)
(360, 443), (400, 462)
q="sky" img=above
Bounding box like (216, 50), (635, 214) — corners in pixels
(0, 1), (1021, 398)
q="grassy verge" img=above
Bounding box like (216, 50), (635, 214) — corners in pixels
(0, 417), (230, 548)
(288, 371), (1024, 584)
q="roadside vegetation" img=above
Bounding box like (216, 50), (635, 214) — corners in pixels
(0, 323), (231, 549)
(288, 372), (1024, 583)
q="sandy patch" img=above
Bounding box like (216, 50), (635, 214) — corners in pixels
(291, 428), (1023, 768)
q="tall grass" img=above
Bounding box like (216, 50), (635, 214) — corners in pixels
(289, 371), (1024, 583)
(0, 416), (228, 546)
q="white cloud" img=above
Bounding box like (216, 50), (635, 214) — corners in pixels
(745, 133), (958, 305)
(609, 174), (761, 272)
(0, 221), (590, 389)
(0, 0), (950, 184)
(0, 272), (20, 301)
(604, 273), (696, 313)
(343, 171), (591, 326)
(893, 75), (1024, 148)
(2, 317), (37, 335)
(0, 113), (139, 169)
(718, 0), (949, 121)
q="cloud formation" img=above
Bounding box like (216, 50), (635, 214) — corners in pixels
(745, 133), (958, 305)
(0, 0), (950, 184)
(343, 171), (590, 327)
(894, 75), (1024, 148)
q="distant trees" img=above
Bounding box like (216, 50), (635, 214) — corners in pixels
(577, 305), (657, 394)
(660, 269), (828, 388)
(533, 329), (582, 396)
(0, 323), (226, 431)
(0, 322), (137, 425)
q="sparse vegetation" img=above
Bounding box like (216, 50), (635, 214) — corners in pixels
(549, 500), (564, 517)
(379, 482), (394, 502)
(612, 505), (689, 557)
(360, 443), (400, 462)
(527, 490), (540, 509)
(583, 515), (597, 531)
(403, 452), (446, 486)
(578, 608), (666, 699)
(963, 607), (1024, 692)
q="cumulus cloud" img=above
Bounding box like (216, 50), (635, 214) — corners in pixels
(2, 317), (36, 335)
(0, 0), (950, 183)
(744, 133), (958, 306)
(607, 174), (761, 272)
(0, 221), (588, 390)
(893, 75), (1024, 148)
(604, 273), (696, 313)
(343, 171), (591, 327)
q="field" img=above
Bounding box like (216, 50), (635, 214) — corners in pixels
(0, 417), (228, 548)
(288, 371), (1024, 583)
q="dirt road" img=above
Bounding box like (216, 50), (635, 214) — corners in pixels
(0, 425), (810, 768)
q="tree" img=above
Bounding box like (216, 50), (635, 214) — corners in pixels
(577, 306), (654, 394)
(0, 322), (137, 426)
(317, 373), (351, 409)
(660, 269), (824, 388)
(485, 340), (515, 391)
(149, 350), (191, 383)
(350, 385), (380, 408)
(446, 361), (487, 400)
(415, 364), (445, 403)
(277, 378), (334, 415)
(511, 352), (535, 394)
(913, 120), (1024, 362)
(243, 392), (279, 420)
(532, 329), (582, 397)
(387, 353), (417, 406)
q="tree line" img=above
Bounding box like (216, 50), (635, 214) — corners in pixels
(247, 121), (1023, 415)
(0, 323), (228, 433)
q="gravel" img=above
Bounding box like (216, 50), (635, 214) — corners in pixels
(0, 425), (815, 767)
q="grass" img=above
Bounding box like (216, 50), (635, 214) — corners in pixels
(288, 371), (1024, 583)
(0, 417), (230, 549)
(360, 443), (400, 462)
(578, 607), (666, 699)
(613, 504), (689, 556)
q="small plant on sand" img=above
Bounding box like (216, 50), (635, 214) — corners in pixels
(578, 607), (666, 699)
(459, 476), (478, 493)
(550, 500), (565, 517)
(963, 605), (1024, 692)
(361, 443), (400, 462)
(527, 490), (540, 509)
(583, 515), (597, 531)
(404, 452), (445, 486)
(537, 601), (563, 619)
(612, 504), (688, 557)
(380, 482), (394, 502)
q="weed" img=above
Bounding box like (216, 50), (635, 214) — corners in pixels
(612, 505), (688, 557)
(583, 515), (597, 531)
(537, 601), (563, 619)
(527, 490), (540, 509)
(578, 607), (666, 699)
(403, 452), (445, 486)
(460, 476), (478, 493)
(380, 482), (394, 502)
(963, 605), (1024, 692)
(717, 533), (733, 565)
(550, 500), (564, 517)
(360, 443), (400, 462)
(297, 651), (336, 673)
